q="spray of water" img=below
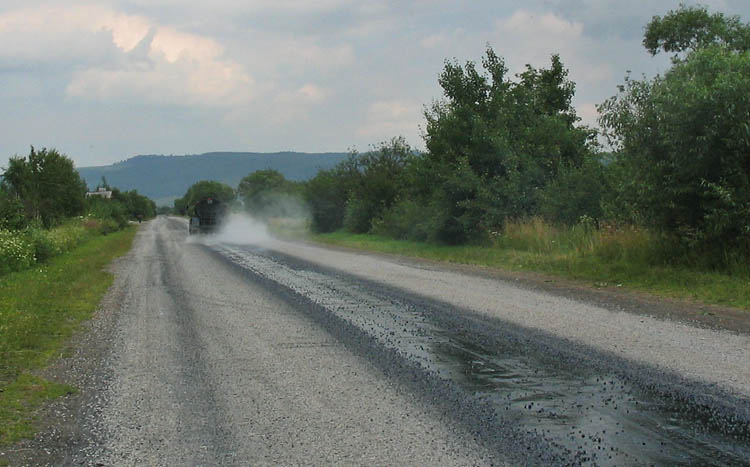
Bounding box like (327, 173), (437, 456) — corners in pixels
(187, 212), (272, 246)
(186, 192), (311, 247)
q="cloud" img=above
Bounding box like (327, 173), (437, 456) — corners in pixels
(502, 10), (583, 38)
(356, 99), (423, 141)
(247, 0), (355, 11)
(420, 29), (467, 49)
(105, 12), (152, 52)
(66, 31), (255, 107)
(66, 55), (255, 107)
(148, 27), (222, 63)
(269, 39), (355, 71)
(275, 84), (327, 104)
(263, 84), (329, 124)
(0, 6), (131, 67)
(4, 0), (749, 170)
(0, 5), (257, 107)
(0, 5), (152, 55)
(489, 9), (626, 127)
(493, 11), (611, 81)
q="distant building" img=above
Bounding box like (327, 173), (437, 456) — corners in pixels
(86, 187), (113, 199)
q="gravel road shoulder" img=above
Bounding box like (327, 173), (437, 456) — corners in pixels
(4, 218), (500, 466)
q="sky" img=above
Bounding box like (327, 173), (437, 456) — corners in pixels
(2, 0), (750, 169)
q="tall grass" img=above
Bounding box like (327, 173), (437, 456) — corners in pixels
(313, 217), (750, 309)
(497, 217), (657, 264)
(0, 216), (121, 277)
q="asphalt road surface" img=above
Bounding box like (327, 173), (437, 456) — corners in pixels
(9, 216), (750, 465)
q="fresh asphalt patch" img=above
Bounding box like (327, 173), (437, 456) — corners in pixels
(208, 242), (750, 466)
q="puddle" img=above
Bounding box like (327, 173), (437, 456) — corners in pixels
(430, 335), (749, 465)
(217, 244), (750, 466)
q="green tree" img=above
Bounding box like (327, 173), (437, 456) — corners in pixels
(156, 205), (173, 215)
(644, 5), (750, 57)
(600, 22), (750, 258)
(115, 189), (156, 220)
(538, 158), (607, 225)
(173, 196), (188, 216)
(238, 169), (291, 215)
(343, 137), (413, 233)
(304, 157), (360, 233)
(2, 147), (87, 227)
(87, 195), (129, 228)
(302, 138), (415, 234)
(421, 47), (596, 243)
(174, 180), (235, 215)
(0, 185), (27, 230)
(238, 169), (308, 219)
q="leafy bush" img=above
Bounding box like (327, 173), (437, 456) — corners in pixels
(26, 227), (58, 263)
(0, 230), (35, 275)
(538, 160), (607, 225)
(111, 189), (157, 221)
(304, 158), (360, 233)
(342, 196), (372, 233)
(95, 218), (122, 235)
(87, 197), (129, 229)
(2, 147), (87, 228)
(173, 180), (235, 215)
(599, 9), (750, 262)
(304, 138), (414, 234)
(373, 198), (435, 241)
(0, 219), (100, 276)
(419, 48), (596, 243)
(0, 189), (27, 230)
(236, 170), (307, 220)
(428, 157), (489, 244)
(26, 222), (90, 262)
(347, 138), (413, 233)
(238, 169), (289, 213)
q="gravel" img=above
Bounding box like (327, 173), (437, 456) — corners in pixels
(260, 238), (750, 400)
(5, 216), (749, 466)
(5, 217), (500, 466)
(211, 241), (750, 465)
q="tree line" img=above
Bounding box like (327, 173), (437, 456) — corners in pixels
(178, 5), (749, 270)
(1, 147), (156, 231)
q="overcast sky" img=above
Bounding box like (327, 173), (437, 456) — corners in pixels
(2, 0), (750, 169)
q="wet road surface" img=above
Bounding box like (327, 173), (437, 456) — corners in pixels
(11, 216), (750, 466)
(81, 217), (501, 465)
(215, 241), (750, 466)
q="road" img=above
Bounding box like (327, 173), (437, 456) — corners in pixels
(10, 216), (750, 465)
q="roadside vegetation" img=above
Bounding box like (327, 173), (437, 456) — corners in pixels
(1, 147), (155, 276)
(0, 228), (136, 445)
(178, 6), (750, 310)
(172, 179), (236, 215)
(0, 147), (153, 446)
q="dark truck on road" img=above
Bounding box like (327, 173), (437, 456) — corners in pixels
(188, 197), (227, 234)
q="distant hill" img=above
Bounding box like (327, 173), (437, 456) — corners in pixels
(77, 152), (348, 206)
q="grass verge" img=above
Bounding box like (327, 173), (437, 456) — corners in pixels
(311, 228), (750, 310)
(0, 227), (136, 445)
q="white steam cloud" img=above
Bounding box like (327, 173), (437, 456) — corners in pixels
(187, 212), (271, 246)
